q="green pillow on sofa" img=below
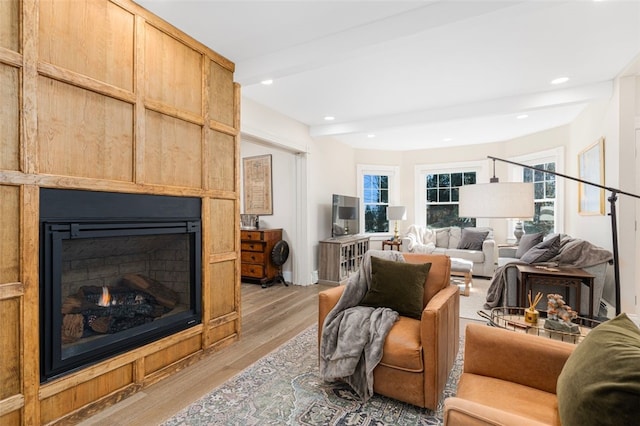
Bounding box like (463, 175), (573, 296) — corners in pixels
(557, 313), (640, 426)
(359, 256), (431, 320)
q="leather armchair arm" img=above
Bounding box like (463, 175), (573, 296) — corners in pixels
(420, 284), (460, 409)
(318, 286), (345, 345)
(444, 397), (550, 426)
(463, 324), (574, 394)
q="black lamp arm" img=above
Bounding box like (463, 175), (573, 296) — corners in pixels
(488, 155), (640, 316)
(488, 156), (640, 200)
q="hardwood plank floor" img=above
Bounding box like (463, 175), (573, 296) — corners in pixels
(77, 282), (482, 425)
(78, 282), (331, 426)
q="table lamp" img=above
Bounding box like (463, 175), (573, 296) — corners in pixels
(338, 206), (356, 234)
(387, 206), (407, 241)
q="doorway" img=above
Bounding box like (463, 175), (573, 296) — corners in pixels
(240, 135), (310, 285)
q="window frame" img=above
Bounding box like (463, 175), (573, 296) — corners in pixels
(357, 164), (400, 238)
(508, 147), (565, 240)
(415, 160), (488, 228)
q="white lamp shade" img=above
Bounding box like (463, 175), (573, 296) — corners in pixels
(387, 206), (407, 221)
(459, 182), (535, 219)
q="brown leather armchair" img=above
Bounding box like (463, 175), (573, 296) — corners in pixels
(444, 324), (575, 425)
(318, 253), (459, 409)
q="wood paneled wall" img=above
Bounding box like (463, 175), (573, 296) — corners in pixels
(0, 1), (240, 424)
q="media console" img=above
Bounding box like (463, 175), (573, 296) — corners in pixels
(318, 235), (370, 285)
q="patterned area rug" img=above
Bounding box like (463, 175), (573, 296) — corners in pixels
(162, 325), (464, 426)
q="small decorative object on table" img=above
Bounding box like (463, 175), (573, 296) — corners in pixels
(524, 291), (543, 324)
(240, 214), (259, 230)
(479, 307), (600, 344)
(544, 293), (579, 334)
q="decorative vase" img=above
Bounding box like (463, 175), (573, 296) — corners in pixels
(524, 309), (539, 324)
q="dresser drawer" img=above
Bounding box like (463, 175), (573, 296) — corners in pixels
(241, 231), (263, 241)
(241, 241), (265, 252)
(240, 228), (282, 284)
(241, 263), (265, 278)
(241, 251), (265, 264)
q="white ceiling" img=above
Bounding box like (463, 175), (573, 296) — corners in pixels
(138, 0), (640, 151)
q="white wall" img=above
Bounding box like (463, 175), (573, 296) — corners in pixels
(241, 98), (356, 285)
(523, 65), (640, 317)
(242, 70), (639, 312)
(240, 137), (297, 282)
(566, 70), (639, 315)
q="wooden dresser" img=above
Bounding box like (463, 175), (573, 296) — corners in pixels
(240, 228), (283, 287)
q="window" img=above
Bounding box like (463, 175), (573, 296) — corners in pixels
(523, 162), (556, 235)
(425, 172), (477, 228)
(363, 175), (389, 232)
(357, 165), (399, 236)
(416, 161), (485, 228)
(509, 148), (564, 236)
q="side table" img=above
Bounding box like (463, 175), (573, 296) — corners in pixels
(516, 265), (595, 318)
(382, 240), (402, 251)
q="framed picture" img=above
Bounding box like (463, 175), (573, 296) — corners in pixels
(578, 138), (605, 215)
(243, 154), (273, 215)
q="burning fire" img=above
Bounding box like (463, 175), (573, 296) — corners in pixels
(98, 286), (112, 307)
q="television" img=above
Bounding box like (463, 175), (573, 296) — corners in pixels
(331, 194), (360, 237)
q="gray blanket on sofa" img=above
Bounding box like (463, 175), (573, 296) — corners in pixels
(319, 249), (403, 401)
(485, 235), (613, 309)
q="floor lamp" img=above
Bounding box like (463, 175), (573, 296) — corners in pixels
(486, 155), (640, 316)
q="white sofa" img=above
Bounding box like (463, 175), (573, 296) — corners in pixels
(401, 225), (496, 277)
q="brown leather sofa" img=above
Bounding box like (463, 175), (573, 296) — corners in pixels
(318, 253), (459, 409)
(444, 323), (575, 425)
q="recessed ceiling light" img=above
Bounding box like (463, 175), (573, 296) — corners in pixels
(551, 77), (569, 85)
(260, 79), (273, 85)
(324, 116), (335, 121)
(367, 134), (376, 138)
(517, 114), (529, 119)
(443, 138), (452, 142)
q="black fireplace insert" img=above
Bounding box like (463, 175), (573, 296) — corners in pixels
(40, 189), (202, 382)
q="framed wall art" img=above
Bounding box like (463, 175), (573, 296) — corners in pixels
(578, 138), (605, 215)
(243, 154), (273, 215)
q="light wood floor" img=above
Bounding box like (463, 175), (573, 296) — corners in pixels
(78, 283), (482, 425)
(78, 282), (331, 426)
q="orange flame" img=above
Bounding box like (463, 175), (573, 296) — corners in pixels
(98, 286), (111, 307)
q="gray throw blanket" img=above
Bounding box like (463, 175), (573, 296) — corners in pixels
(319, 249), (404, 401)
(485, 235), (613, 309)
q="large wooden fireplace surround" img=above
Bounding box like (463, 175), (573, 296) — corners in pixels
(0, 1), (240, 424)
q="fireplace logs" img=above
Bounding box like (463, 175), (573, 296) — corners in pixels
(61, 274), (180, 343)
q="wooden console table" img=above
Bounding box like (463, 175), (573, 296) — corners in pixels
(516, 265), (595, 318)
(318, 235), (370, 285)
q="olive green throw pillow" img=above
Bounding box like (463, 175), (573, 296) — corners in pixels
(359, 256), (431, 320)
(557, 313), (640, 426)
